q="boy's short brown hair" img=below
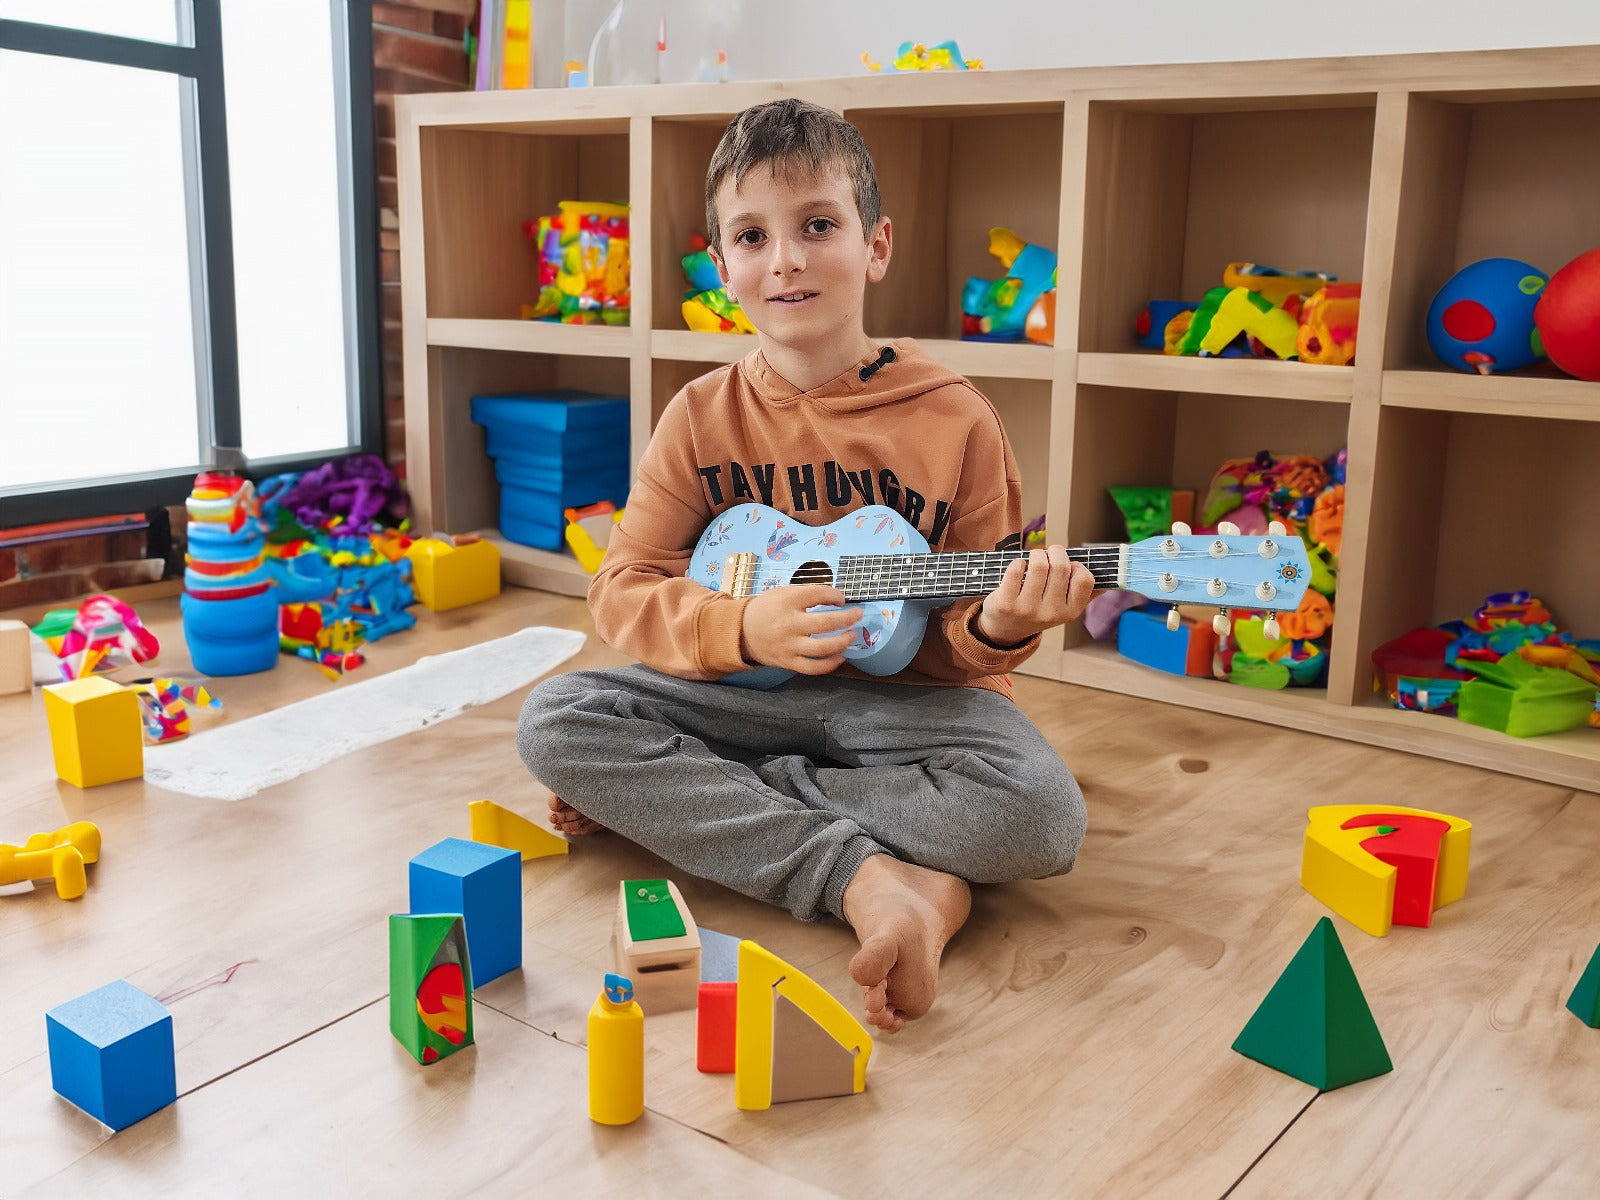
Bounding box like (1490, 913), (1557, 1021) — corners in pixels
(704, 99), (882, 257)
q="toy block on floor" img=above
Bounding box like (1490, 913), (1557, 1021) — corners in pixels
(389, 913), (474, 1064)
(43, 675), (143, 788)
(1, 820), (102, 899)
(1233, 917), (1392, 1091)
(468, 799), (569, 860)
(697, 981), (737, 1073)
(0, 617), (31, 694)
(612, 879), (701, 1014)
(404, 534), (501, 612)
(409, 838), (521, 985)
(1566, 943), (1600, 1028)
(735, 939), (871, 1111)
(1302, 804), (1472, 937)
(46, 980), (176, 1130)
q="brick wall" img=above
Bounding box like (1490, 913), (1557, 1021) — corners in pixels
(373, 1), (474, 479)
(0, 4), (473, 613)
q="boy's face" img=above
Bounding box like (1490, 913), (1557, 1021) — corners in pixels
(709, 163), (891, 358)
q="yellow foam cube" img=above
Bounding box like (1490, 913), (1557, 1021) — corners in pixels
(405, 537), (501, 612)
(43, 676), (144, 788)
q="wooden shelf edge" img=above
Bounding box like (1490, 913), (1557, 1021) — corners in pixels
(1055, 644), (1600, 791)
(427, 319), (636, 358)
(1381, 369), (1600, 422)
(914, 339), (1058, 381)
(1076, 352), (1355, 403)
(481, 531), (594, 598)
(651, 330), (757, 364)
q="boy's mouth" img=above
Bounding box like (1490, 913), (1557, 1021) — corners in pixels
(768, 291), (818, 304)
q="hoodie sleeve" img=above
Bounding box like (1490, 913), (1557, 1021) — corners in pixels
(586, 393), (753, 679)
(899, 398), (1039, 683)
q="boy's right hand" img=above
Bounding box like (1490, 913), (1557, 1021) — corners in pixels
(739, 584), (863, 674)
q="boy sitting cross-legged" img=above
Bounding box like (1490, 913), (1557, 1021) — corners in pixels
(518, 98), (1094, 1032)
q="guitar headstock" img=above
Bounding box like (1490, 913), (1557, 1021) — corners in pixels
(1124, 520), (1313, 638)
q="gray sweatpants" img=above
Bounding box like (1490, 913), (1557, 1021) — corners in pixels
(516, 665), (1086, 922)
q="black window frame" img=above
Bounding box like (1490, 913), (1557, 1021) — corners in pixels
(0, 0), (383, 526)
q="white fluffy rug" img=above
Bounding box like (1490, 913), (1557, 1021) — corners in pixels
(144, 626), (585, 801)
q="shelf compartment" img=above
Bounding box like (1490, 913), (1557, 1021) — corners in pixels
(419, 123), (629, 321)
(1079, 97), (1376, 356)
(649, 115), (733, 334)
(1381, 368), (1600, 422)
(848, 105), (1064, 343)
(1385, 91), (1600, 371)
(427, 319), (634, 357)
(410, 346), (631, 535)
(1078, 352), (1353, 403)
(1065, 384), (1353, 554)
(1350, 408), (1600, 683)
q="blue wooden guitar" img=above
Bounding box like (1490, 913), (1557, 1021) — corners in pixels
(688, 502), (1313, 688)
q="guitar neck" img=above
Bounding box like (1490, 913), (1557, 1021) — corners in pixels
(835, 546), (1123, 603)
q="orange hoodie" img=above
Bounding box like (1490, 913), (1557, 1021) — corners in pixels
(587, 338), (1039, 697)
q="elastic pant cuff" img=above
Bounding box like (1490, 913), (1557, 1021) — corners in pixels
(823, 834), (888, 921)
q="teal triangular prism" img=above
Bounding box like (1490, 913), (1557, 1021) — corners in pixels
(1233, 917), (1393, 1090)
(1566, 942), (1600, 1027)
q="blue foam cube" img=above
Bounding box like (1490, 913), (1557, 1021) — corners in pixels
(46, 980), (176, 1130)
(699, 927), (742, 983)
(409, 837), (521, 984)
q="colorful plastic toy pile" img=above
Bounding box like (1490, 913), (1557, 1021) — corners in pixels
(522, 201), (630, 325)
(1374, 592), (1599, 736)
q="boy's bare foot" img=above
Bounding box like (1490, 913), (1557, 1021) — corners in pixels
(842, 854), (971, 1034)
(547, 795), (606, 836)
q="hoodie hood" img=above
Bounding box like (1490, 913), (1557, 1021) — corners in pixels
(740, 338), (969, 412)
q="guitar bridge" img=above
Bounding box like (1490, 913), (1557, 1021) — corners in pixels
(719, 552), (758, 597)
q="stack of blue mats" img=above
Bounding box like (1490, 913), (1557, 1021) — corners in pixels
(469, 390), (630, 550)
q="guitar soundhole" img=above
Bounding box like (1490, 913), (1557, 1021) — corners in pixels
(789, 560), (835, 588)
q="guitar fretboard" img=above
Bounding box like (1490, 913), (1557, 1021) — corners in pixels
(832, 547), (1123, 602)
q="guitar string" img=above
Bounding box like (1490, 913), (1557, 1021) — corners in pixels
(740, 549), (1291, 593)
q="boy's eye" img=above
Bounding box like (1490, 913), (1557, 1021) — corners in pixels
(807, 218), (836, 235)
(734, 228), (764, 246)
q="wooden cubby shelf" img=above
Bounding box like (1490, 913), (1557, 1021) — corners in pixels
(398, 45), (1600, 789)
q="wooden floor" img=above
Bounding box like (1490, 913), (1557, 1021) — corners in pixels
(3, 588), (1598, 1197)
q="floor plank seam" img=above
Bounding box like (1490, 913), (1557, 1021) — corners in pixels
(1218, 1091), (1320, 1199)
(175, 995), (387, 1100)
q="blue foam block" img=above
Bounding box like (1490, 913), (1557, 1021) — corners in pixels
(409, 837), (522, 984)
(46, 980), (176, 1131)
(699, 927), (742, 983)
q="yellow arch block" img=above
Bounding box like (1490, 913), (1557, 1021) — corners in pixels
(1301, 804), (1472, 937)
(735, 940), (871, 1111)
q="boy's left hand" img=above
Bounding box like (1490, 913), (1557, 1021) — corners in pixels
(976, 546), (1095, 648)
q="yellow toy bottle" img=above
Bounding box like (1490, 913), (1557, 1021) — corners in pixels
(588, 973), (644, 1125)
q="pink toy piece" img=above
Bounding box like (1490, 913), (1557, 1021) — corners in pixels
(1084, 589), (1147, 641)
(55, 595), (160, 681)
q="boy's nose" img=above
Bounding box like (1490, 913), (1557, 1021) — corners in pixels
(769, 237), (804, 274)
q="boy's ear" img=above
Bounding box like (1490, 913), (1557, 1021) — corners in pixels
(708, 246), (731, 289)
(865, 216), (892, 284)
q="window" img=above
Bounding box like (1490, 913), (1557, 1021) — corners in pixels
(0, 0), (380, 524)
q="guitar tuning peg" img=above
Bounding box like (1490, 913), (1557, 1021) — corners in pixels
(1165, 608), (1181, 632)
(1264, 616), (1282, 640)
(1268, 520), (1287, 536)
(1213, 609), (1230, 636)
(1170, 521), (1192, 536)
(1217, 520), (1241, 537)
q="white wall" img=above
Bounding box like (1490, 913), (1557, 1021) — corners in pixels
(538, 0), (1600, 88)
